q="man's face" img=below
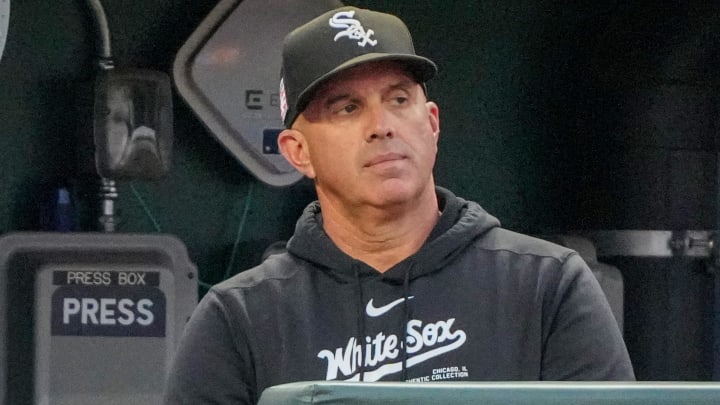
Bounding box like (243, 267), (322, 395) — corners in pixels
(279, 61), (440, 212)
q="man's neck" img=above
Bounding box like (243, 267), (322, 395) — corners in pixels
(318, 187), (440, 273)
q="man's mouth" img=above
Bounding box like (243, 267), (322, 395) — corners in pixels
(364, 153), (406, 167)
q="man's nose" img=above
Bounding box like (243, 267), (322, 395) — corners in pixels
(366, 105), (394, 141)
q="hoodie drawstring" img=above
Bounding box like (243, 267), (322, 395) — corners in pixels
(354, 264), (366, 382)
(401, 261), (413, 381)
(355, 261), (414, 382)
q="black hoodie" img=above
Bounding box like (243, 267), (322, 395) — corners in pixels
(164, 188), (634, 404)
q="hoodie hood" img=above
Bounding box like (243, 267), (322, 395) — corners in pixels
(286, 187), (501, 282)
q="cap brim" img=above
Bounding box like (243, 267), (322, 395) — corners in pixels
(295, 53), (437, 115)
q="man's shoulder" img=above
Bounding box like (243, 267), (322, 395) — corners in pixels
(473, 227), (575, 263)
(213, 252), (305, 292)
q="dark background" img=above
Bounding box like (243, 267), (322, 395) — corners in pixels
(0, 0), (718, 381)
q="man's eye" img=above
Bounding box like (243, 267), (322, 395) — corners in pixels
(391, 96), (408, 105)
(339, 104), (358, 114)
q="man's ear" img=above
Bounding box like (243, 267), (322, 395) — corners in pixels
(278, 129), (316, 179)
(427, 101), (440, 143)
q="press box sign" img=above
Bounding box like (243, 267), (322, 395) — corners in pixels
(50, 270), (166, 337)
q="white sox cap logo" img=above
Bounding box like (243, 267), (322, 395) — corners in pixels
(329, 10), (378, 47)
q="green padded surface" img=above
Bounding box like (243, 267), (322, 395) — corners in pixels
(258, 381), (720, 405)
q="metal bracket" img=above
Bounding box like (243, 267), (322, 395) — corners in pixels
(578, 230), (719, 273)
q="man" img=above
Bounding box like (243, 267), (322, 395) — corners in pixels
(164, 6), (634, 404)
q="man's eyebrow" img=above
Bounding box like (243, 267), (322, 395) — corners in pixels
(323, 92), (352, 108)
(316, 77), (417, 108)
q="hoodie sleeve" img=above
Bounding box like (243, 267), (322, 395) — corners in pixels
(163, 289), (257, 404)
(541, 252), (636, 380)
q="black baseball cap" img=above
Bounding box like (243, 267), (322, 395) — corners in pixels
(279, 6), (437, 128)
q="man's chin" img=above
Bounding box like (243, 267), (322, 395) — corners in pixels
(366, 180), (430, 207)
